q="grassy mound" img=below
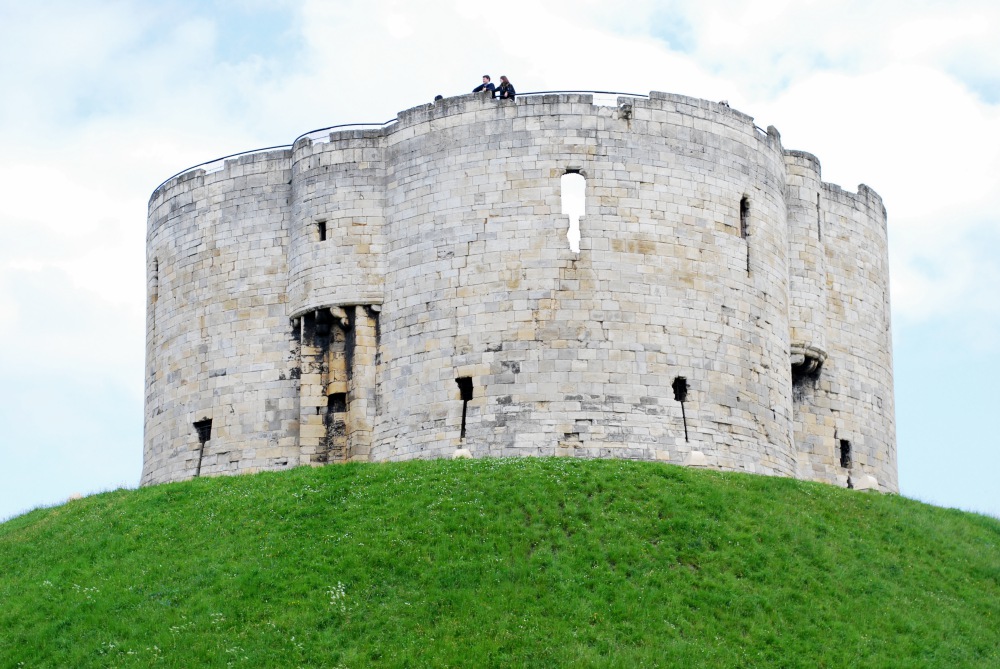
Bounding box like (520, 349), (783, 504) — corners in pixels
(1, 458), (998, 667)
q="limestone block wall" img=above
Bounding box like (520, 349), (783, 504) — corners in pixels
(793, 182), (896, 490)
(143, 90), (897, 493)
(288, 130), (386, 314)
(143, 151), (297, 485)
(374, 93), (794, 478)
(785, 150), (828, 363)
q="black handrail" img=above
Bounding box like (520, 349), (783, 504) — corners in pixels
(516, 90), (649, 98)
(151, 90), (652, 197)
(151, 120), (398, 196)
(291, 119), (398, 146)
(151, 144), (294, 196)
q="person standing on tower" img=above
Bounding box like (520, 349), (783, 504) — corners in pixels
(496, 75), (515, 101)
(473, 75), (495, 97)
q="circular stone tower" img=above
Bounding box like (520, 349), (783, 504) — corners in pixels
(143, 90), (896, 492)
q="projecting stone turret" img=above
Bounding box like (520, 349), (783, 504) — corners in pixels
(143, 90), (896, 493)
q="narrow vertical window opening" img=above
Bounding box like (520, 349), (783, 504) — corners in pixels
(839, 439), (852, 469)
(150, 258), (159, 303)
(816, 193), (822, 241)
(322, 392), (348, 463)
(317, 220), (327, 242)
(740, 196), (750, 275)
(456, 377), (473, 439)
(561, 171), (585, 253)
(672, 376), (689, 442)
(193, 418), (212, 477)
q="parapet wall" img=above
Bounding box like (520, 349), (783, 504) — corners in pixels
(143, 90), (896, 492)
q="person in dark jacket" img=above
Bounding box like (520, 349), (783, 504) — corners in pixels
(473, 75), (495, 97)
(496, 75), (515, 100)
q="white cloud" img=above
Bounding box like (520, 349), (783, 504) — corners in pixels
(736, 59), (1000, 345)
(890, 15), (987, 59)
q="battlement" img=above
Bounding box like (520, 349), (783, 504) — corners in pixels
(143, 90), (896, 493)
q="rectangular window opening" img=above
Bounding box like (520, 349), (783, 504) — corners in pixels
(317, 220), (327, 242)
(839, 439), (852, 469)
(561, 172), (585, 253)
(672, 377), (689, 442)
(194, 418), (213, 444)
(328, 392), (347, 413)
(150, 258), (159, 303)
(193, 417), (212, 478)
(740, 196), (750, 275)
(816, 193), (822, 242)
(740, 196), (750, 239)
(456, 377), (473, 439)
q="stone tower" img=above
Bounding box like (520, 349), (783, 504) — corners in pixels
(143, 90), (896, 492)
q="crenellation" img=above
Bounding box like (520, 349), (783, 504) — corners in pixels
(143, 90), (896, 492)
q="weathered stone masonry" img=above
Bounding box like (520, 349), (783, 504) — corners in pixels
(143, 90), (896, 492)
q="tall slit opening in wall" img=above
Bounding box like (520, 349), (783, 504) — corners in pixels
(672, 376), (689, 442)
(840, 439), (852, 469)
(740, 196), (750, 275)
(324, 392), (348, 462)
(561, 171), (585, 253)
(456, 377), (473, 440)
(317, 219), (327, 242)
(150, 258), (159, 304)
(193, 418), (212, 477)
(816, 193), (822, 241)
(149, 257), (159, 344)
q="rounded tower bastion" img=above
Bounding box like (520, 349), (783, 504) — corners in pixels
(143, 90), (896, 492)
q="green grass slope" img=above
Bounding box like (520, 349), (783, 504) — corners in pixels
(1, 458), (998, 668)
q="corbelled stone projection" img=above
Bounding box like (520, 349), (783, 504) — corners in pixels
(143, 90), (896, 492)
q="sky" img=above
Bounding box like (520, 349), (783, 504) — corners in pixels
(1, 0), (998, 521)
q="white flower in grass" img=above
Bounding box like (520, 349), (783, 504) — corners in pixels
(328, 582), (348, 612)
